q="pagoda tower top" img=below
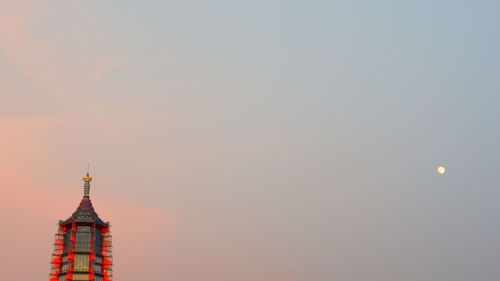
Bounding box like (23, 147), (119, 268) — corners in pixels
(49, 169), (113, 281)
(59, 172), (108, 227)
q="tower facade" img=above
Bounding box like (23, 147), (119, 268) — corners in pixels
(49, 174), (113, 281)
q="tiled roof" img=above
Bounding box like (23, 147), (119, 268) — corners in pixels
(60, 199), (108, 226)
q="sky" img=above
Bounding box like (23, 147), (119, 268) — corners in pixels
(0, 1), (499, 281)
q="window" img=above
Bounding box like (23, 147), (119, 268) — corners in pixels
(75, 232), (91, 252)
(74, 255), (90, 271)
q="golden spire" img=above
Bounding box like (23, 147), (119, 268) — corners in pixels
(83, 164), (92, 199)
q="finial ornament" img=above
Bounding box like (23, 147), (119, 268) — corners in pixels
(83, 167), (92, 199)
(83, 174), (92, 182)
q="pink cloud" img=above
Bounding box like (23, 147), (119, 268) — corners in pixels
(0, 1), (121, 98)
(0, 0), (72, 97)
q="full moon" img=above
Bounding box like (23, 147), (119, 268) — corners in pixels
(437, 166), (446, 175)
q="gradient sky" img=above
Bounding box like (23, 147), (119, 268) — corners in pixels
(1, 1), (499, 281)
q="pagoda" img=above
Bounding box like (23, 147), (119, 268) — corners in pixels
(49, 173), (113, 281)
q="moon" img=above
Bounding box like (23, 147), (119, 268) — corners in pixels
(437, 166), (446, 175)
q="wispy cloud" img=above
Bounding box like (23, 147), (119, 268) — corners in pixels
(0, 0), (121, 98)
(93, 57), (123, 81)
(0, 0), (72, 97)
